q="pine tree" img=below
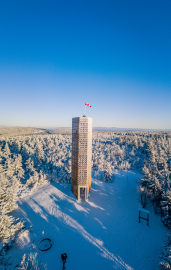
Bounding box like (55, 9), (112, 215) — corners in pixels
(0, 214), (24, 246)
(1, 186), (18, 214)
(26, 175), (35, 188)
(15, 155), (25, 179)
(25, 158), (35, 174)
(158, 234), (171, 270)
(0, 174), (13, 214)
(0, 247), (11, 270)
(103, 163), (114, 183)
(4, 142), (11, 156)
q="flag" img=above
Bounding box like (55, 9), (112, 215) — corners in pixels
(85, 102), (92, 107)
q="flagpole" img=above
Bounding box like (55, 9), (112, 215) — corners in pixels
(84, 104), (86, 116)
(84, 102), (92, 117)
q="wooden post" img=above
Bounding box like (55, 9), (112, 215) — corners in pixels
(85, 187), (88, 202)
(139, 208), (150, 226)
(78, 186), (80, 202)
(147, 213), (149, 226)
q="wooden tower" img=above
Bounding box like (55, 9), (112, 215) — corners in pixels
(71, 116), (92, 201)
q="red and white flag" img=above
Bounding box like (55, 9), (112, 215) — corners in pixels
(85, 102), (92, 107)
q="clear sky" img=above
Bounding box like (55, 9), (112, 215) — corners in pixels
(0, 0), (171, 129)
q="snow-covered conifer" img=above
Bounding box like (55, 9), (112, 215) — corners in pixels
(158, 234), (171, 270)
(0, 214), (24, 247)
(103, 163), (114, 183)
(4, 142), (11, 156)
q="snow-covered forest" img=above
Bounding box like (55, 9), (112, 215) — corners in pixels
(1, 130), (171, 269)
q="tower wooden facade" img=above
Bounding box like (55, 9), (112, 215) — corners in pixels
(71, 116), (92, 201)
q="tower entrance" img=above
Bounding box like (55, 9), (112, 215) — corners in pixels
(77, 185), (88, 202)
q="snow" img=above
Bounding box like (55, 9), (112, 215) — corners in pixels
(9, 171), (168, 270)
(15, 230), (30, 250)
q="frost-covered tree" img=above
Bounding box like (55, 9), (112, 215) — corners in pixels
(158, 234), (171, 270)
(4, 142), (11, 156)
(1, 130), (171, 233)
(103, 163), (114, 183)
(94, 170), (99, 180)
(0, 214), (24, 248)
(0, 175), (17, 214)
(15, 155), (24, 179)
(25, 158), (35, 174)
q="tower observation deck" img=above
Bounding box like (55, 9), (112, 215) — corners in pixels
(71, 116), (92, 201)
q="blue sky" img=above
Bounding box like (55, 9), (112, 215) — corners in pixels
(0, 0), (171, 129)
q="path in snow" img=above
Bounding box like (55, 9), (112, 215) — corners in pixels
(10, 171), (168, 270)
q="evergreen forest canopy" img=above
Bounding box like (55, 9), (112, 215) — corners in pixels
(0, 130), (171, 269)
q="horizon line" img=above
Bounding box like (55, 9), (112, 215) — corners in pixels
(1, 125), (171, 132)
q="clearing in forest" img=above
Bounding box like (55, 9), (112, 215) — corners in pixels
(10, 171), (168, 270)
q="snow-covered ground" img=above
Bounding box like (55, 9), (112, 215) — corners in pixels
(10, 171), (168, 270)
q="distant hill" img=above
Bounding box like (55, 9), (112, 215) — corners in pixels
(0, 126), (46, 137)
(1, 126), (170, 138)
(42, 127), (71, 130)
(47, 127), (171, 132)
(93, 127), (171, 132)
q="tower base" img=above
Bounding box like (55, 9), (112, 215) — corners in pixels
(77, 185), (88, 202)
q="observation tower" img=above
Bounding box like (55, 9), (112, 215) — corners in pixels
(71, 116), (92, 201)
